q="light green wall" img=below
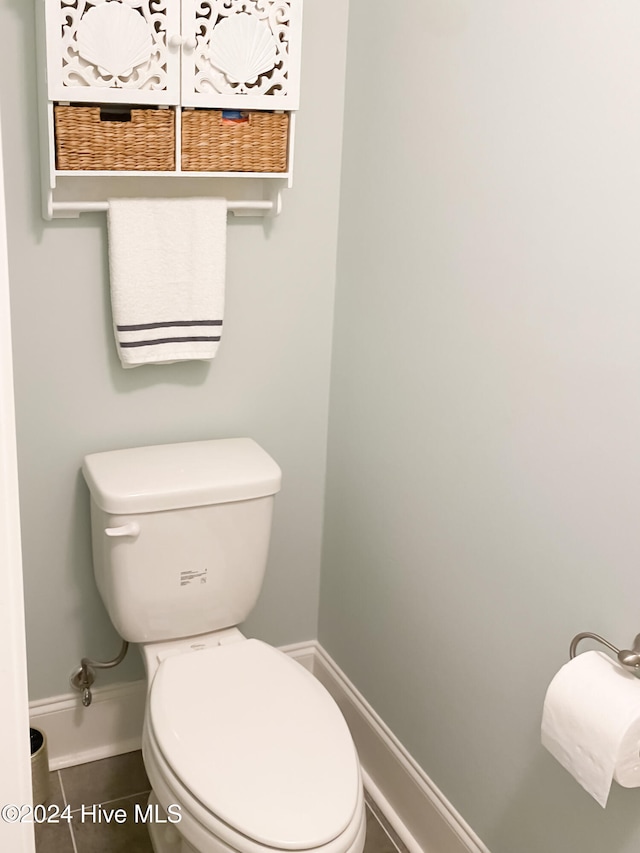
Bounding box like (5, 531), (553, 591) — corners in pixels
(1, 0), (349, 700)
(321, 2), (640, 851)
(9, 0), (640, 846)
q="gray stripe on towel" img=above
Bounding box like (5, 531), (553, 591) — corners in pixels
(117, 320), (223, 331)
(120, 336), (222, 348)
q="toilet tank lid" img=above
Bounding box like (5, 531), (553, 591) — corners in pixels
(82, 438), (282, 514)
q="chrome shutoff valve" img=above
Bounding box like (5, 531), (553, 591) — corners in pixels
(70, 662), (96, 707)
(70, 640), (129, 707)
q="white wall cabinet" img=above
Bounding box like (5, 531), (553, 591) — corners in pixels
(38, 0), (303, 219)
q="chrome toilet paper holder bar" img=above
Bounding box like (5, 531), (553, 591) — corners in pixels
(570, 632), (640, 678)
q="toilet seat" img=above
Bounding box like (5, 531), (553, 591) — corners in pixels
(148, 639), (362, 851)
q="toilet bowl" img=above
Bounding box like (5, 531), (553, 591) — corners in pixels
(82, 439), (366, 853)
(143, 727), (366, 853)
(139, 633), (366, 853)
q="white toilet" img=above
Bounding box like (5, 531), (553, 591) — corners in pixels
(82, 438), (366, 853)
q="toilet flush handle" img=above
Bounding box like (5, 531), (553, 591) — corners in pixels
(105, 522), (140, 538)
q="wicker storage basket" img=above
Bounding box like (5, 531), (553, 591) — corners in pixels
(181, 110), (289, 173)
(54, 105), (175, 171)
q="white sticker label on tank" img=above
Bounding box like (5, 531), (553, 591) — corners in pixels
(180, 568), (208, 587)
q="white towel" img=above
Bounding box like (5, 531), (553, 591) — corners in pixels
(107, 198), (227, 368)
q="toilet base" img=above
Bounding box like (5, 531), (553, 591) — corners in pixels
(147, 793), (198, 853)
(146, 785), (367, 853)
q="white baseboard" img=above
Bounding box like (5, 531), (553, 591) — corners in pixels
(278, 639), (318, 672)
(307, 643), (491, 853)
(29, 679), (146, 771)
(29, 641), (489, 853)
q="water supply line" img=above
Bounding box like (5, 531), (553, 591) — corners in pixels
(70, 640), (129, 706)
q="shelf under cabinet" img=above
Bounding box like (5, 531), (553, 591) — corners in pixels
(54, 170), (292, 180)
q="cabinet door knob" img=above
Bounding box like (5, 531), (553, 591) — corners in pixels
(184, 36), (197, 51)
(168, 34), (184, 48)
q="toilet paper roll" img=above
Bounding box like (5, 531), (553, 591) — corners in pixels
(541, 650), (640, 807)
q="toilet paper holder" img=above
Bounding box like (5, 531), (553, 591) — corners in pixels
(570, 632), (640, 678)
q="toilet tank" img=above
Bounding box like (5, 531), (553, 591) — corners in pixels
(82, 439), (282, 644)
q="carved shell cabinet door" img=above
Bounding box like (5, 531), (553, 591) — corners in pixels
(180, 0), (302, 111)
(45, 0), (181, 105)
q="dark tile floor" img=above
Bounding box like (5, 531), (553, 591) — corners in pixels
(34, 751), (401, 853)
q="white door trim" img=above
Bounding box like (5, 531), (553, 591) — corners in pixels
(0, 109), (36, 852)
